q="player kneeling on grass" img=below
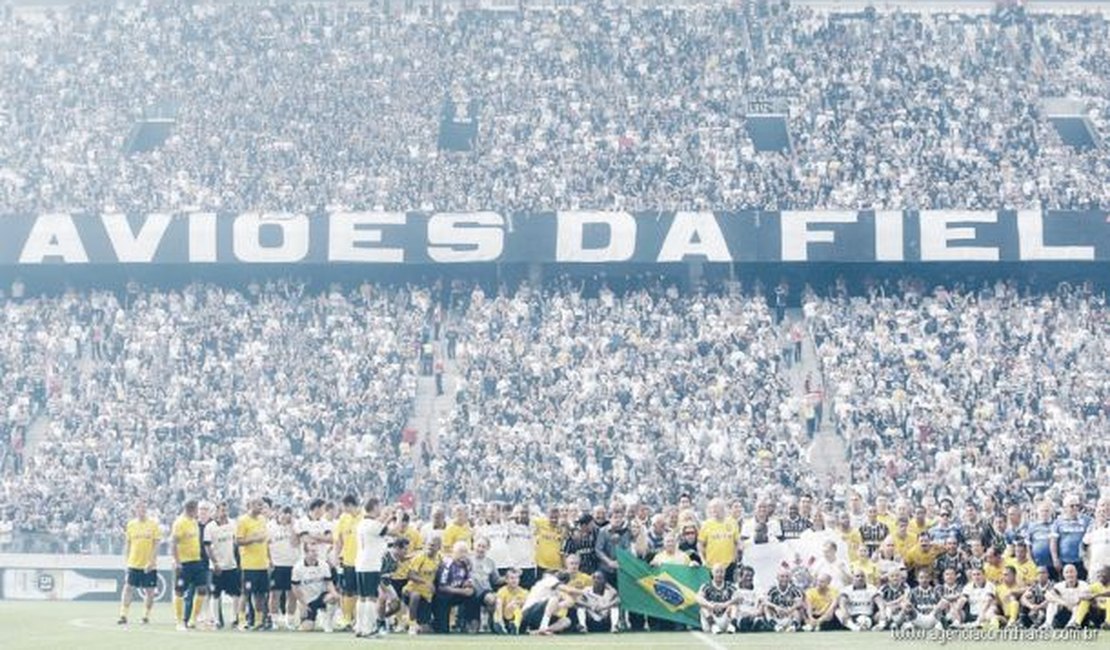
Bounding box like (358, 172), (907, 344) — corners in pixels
(1043, 564), (1091, 629)
(1020, 566), (1053, 628)
(904, 569), (945, 630)
(804, 573), (841, 631)
(763, 569), (805, 632)
(956, 567), (1000, 629)
(733, 566), (767, 632)
(377, 537), (410, 634)
(935, 567), (964, 628)
(291, 546), (340, 632)
(578, 571), (621, 633)
(403, 536), (442, 635)
(993, 566), (1023, 628)
(1088, 566), (1110, 630)
(697, 563), (737, 634)
(837, 570), (879, 631)
(875, 569), (911, 630)
(519, 571), (575, 635)
(495, 569), (529, 634)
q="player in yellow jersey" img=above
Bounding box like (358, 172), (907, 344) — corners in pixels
(118, 501), (161, 625)
(442, 504), (473, 550)
(1088, 566), (1110, 630)
(236, 498), (270, 630)
(495, 568), (529, 634)
(698, 499), (742, 581)
(533, 506), (565, 573)
(403, 536), (442, 634)
(170, 500), (208, 631)
(333, 494), (362, 628)
(993, 566), (1022, 627)
(1006, 540), (1039, 587)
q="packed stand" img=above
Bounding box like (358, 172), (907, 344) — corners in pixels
(425, 279), (806, 508)
(0, 282), (423, 552)
(2, 2), (1110, 214)
(807, 279), (1110, 510)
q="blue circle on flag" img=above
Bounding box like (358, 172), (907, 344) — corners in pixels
(652, 580), (685, 607)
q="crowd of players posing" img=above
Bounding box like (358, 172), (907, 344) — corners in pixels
(116, 493), (1110, 636)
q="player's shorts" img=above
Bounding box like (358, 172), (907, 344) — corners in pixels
(519, 602), (548, 632)
(304, 594), (328, 622)
(127, 568), (158, 589)
(175, 561), (208, 592)
(816, 617), (845, 631)
(340, 565), (357, 595)
(242, 569), (270, 596)
(212, 568), (241, 596)
(389, 578), (408, 596)
(270, 566), (293, 591)
(357, 571), (381, 598)
(585, 615), (612, 633)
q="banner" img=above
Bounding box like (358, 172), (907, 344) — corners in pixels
(745, 531), (849, 592)
(616, 548), (709, 626)
(0, 210), (1105, 265)
(0, 567), (171, 602)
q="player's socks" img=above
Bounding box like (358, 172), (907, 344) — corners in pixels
(174, 595), (185, 623)
(365, 602), (378, 636)
(143, 602), (154, 622)
(342, 596), (355, 625)
(191, 594), (205, 626)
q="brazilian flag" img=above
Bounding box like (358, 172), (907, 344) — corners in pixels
(616, 548), (710, 626)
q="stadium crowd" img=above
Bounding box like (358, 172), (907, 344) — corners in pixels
(2, 1), (1110, 214)
(0, 282), (425, 552)
(808, 279), (1110, 507)
(425, 278), (808, 508)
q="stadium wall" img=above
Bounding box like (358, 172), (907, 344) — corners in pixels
(0, 211), (1106, 265)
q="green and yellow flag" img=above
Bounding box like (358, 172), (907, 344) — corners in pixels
(616, 548), (710, 626)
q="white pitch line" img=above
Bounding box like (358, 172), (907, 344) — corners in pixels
(68, 618), (704, 647)
(691, 630), (730, 650)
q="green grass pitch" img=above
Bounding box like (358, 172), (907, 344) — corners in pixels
(2, 602), (1107, 649)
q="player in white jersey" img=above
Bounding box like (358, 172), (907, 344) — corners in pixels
(506, 505), (538, 588)
(956, 568), (998, 629)
(732, 566), (765, 632)
(837, 570), (879, 630)
(1044, 564), (1091, 629)
(268, 506), (300, 629)
(354, 498), (393, 637)
(204, 502), (239, 629)
(476, 503), (513, 573)
(292, 546), (339, 632)
(296, 498), (333, 560)
(577, 571), (620, 633)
